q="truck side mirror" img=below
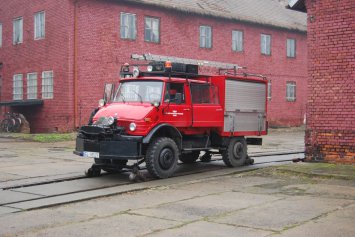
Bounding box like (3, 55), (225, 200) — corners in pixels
(175, 93), (183, 105)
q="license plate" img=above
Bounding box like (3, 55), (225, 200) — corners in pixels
(83, 151), (99, 158)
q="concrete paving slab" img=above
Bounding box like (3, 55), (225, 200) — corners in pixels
(13, 174), (130, 196)
(146, 220), (273, 237)
(0, 172), (26, 182)
(5, 165), (285, 211)
(213, 196), (353, 231)
(2, 161), (91, 178)
(0, 206), (21, 215)
(275, 203), (355, 237)
(5, 182), (145, 210)
(0, 190), (43, 205)
(280, 183), (355, 200)
(0, 186), (217, 236)
(0, 172), (85, 189)
(16, 213), (180, 237)
(130, 191), (282, 222)
(174, 176), (284, 196)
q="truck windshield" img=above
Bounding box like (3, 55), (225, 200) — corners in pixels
(113, 81), (163, 103)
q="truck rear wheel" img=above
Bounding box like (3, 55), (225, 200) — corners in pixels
(222, 137), (247, 167)
(179, 151), (200, 164)
(146, 137), (179, 178)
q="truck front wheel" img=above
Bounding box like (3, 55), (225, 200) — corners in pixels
(146, 137), (179, 179)
(222, 137), (247, 167)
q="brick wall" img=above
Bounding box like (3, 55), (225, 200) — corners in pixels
(0, 0), (75, 132)
(305, 0), (355, 163)
(76, 0), (308, 127)
(0, 0), (308, 132)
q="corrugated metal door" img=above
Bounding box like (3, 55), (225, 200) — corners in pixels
(224, 79), (266, 132)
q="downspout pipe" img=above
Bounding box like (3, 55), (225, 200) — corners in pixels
(74, 0), (79, 129)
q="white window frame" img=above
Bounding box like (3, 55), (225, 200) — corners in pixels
(0, 23), (3, 48)
(144, 17), (160, 43)
(232, 30), (243, 52)
(120, 12), (136, 40)
(13, 74), (23, 100)
(27, 73), (38, 99)
(42, 71), (54, 99)
(34, 11), (45, 40)
(268, 81), (272, 100)
(13, 17), (23, 44)
(200, 25), (212, 48)
(261, 34), (271, 55)
(287, 38), (296, 58)
(286, 81), (296, 102)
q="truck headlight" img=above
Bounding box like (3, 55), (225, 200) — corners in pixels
(129, 123), (136, 131)
(107, 116), (115, 126)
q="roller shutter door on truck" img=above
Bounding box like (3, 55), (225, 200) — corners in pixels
(224, 79), (266, 132)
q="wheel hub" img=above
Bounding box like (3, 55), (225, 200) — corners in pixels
(159, 148), (174, 170)
(233, 142), (243, 159)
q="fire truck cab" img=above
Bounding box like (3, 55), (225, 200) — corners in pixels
(74, 54), (268, 179)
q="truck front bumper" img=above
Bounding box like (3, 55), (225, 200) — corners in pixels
(74, 135), (143, 160)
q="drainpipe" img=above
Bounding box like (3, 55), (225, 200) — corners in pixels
(73, 0), (79, 129)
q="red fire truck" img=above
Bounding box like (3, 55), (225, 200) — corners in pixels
(74, 54), (268, 179)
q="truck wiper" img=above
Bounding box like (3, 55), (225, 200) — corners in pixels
(118, 94), (126, 103)
(132, 90), (143, 103)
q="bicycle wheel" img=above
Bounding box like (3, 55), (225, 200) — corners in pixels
(0, 119), (13, 132)
(13, 116), (22, 132)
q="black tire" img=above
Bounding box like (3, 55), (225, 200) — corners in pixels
(222, 137), (247, 167)
(179, 151), (200, 164)
(146, 137), (179, 179)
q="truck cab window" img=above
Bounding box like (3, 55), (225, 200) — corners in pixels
(164, 83), (185, 103)
(113, 81), (163, 103)
(191, 84), (219, 104)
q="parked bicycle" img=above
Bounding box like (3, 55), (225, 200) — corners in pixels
(0, 112), (22, 133)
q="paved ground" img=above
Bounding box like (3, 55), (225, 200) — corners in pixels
(0, 128), (354, 237)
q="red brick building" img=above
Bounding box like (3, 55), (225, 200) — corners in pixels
(0, 0), (307, 132)
(290, 0), (354, 163)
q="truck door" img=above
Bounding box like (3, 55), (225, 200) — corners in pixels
(190, 83), (224, 127)
(161, 82), (192, 127)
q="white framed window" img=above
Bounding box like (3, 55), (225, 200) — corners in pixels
(144, 17), (160, 43)
(120, 12), (136, 40)
(200, 25), (212, 48)
(13, 17), (23, 44)
(0, 23), (3, 47)
(13, 74), (23, 100)
(287, 38), (296, 58)
(232, 30), (243, 52)
(34, 11), (45, 40)
(42, 71), (53, 99)
(27, 73), (38, 99)
(268, 81), (272, 100)
(286, 81), (296, 102)
(261, 34), (271, 55)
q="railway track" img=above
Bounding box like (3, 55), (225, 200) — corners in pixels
(0, 151), (304, 214)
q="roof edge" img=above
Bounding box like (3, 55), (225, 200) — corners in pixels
(118, 0), (307, 33)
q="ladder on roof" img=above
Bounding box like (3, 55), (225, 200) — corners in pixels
(131, 53), (245, 70)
